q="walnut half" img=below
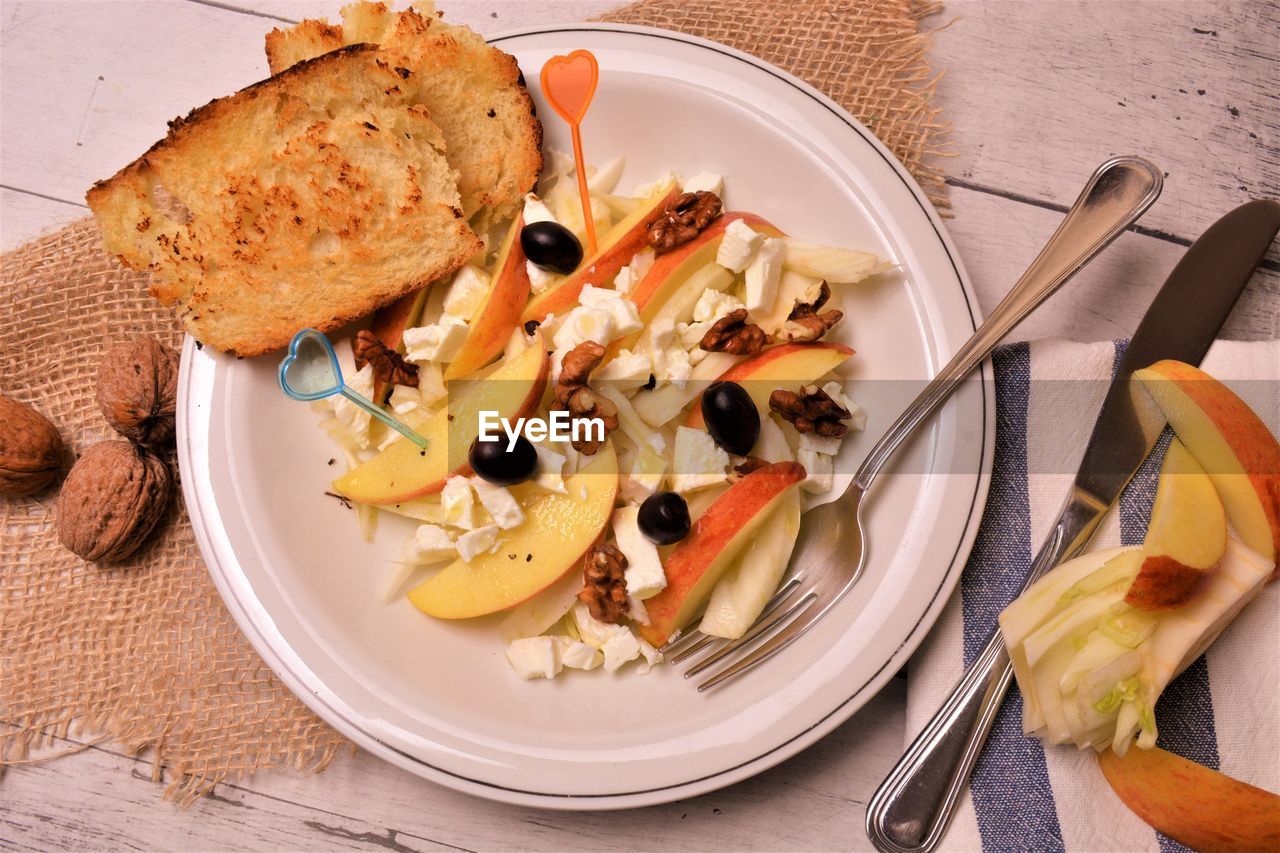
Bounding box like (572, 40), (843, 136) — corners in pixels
(579, 543), (630, 623)
(700, 309), (770, 356)
(777, 280), (843, 343)
(647, 191), (722, 254)
(354, 329), (419, 388)
(769, 384), (851, 437)
(553, 342), (619, 454)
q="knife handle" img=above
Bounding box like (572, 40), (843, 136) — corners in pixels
(855, 156), (1162, 491)
(865, 490), (1108, 853)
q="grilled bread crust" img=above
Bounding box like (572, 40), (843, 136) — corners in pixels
(86, 45), (483, 357)
(266, 1), (542, 224)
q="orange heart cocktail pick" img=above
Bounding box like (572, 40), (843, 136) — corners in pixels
(540, 49), (600, 254)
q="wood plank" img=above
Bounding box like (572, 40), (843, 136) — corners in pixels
(4, 678), (903, 850)
(931, 0), (1280, 262)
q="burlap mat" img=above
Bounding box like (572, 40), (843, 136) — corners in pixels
(0, 0), (948, 800)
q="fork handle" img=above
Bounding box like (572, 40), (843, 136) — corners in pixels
(865, 490), (1109, 852)
(852, 156), (1162, 492)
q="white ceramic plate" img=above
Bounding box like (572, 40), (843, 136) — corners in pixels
(179, 24), (993, 810)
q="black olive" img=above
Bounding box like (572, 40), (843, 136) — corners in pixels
(469, 435), (538, 485)
(701, 381), (760, 456)
(637, 491), (691, 545)
(521, 221), (583, 274)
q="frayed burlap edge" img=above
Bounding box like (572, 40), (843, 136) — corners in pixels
(0, 0), (948, 804)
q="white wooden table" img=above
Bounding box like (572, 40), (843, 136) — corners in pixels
(2, 1), (1276, 849)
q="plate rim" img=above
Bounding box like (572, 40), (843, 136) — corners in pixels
(178, 21), (995, 810)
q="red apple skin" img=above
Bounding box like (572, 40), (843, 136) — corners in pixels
(519, 187), (680, 324)
(1125, 555), (1213, 610)
(639, 461), (807, 646)
(1143, 359), (1280, 567)
(1098, 746), (1280, 853)
(445, 216), (531, 380)
(685, 342), (856, 428)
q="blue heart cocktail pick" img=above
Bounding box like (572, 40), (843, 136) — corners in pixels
(279, 329), (429, 450)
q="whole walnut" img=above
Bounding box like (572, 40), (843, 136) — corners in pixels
(57, 441), (173, 562)
(96, 336), (179, 448)
(0, 395), (65, 496)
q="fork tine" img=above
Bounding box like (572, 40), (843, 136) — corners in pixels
(659, 629), (703, 655)
(671, 634), (719, 663)
(683, 586), (814, 678)
(697, 594), (823, 691)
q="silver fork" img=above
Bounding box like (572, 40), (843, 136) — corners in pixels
(662, 156), (1163, 691)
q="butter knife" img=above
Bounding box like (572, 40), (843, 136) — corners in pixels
(865, 199), (1280, 853)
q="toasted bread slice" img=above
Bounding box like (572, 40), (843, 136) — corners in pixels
(266, 1), (542, 224)
(87, 45), (483, 357)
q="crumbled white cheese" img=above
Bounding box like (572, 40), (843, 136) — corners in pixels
(671, 426), (730, 493)
(328, 340), (375, 449)
(613, 248), (655, 296)
(627, 595), (650, 625)
(676, 320), (712, 349)
(578, 285), (643, 338)
(400, 523), (457, 565)
(456, 524), (500, 562)
(470, 478), (525, 530)
(417, 361), (447, 406)
(798, 430), (844, 456)
(636, 638), (663, 674)
(389, 384), (423, 415)
(442, 264), (490, 321)
(656, 347), (692, 388)
(797, 448), (834, 494)
(527, 263), (558, 296)
(692, 289), (745, 323)
(821, 381), (867, 432)
(716, 219), (764, 273)
(602, 631), (643, 672)
(682, 171), (724, 196)
(571, 601), (633, 651)
(440, 476), (475, 530)
(613, 506), (667, 599)
(403, 315), (468, 363)
(555, 636), (604, 670)
(552, 305), (616, 351)
(744, 237), (785, 314)
(593, 349), (652, 391)
(505, 636), (561, 680)
(532, 443), (568, 493)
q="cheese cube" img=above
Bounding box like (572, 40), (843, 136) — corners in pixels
(527, 262), (557, 296)
(552, 305), (616, 350)
(744, 237), (785, 314)
(657, 347), (692, 388)
(456, 524), (500, 562)
(440, 476), (475, 530)
(821, 381), (868, 431)
(613, 249), (655, 296)
(798, 448), (834, 494)
(403, 315), (468, 363)
(692, 289), (745, 323)
(505, 636), (562, 680)
(442, 264), (490, 321)
(612, 505), (667, 599)
(798, 430), (844, 456)
(602, 631), (643, 672)
(400, 524), (457, 565)
(682, 172), (724, 196)
(671, 426), (730, 493)
(416, 361), (447, 406)
(555, 637), (604, 670)
(579, 285), (644, 337)
(593, 348), (652, 391)
(470, 478), (525, 530)
(716, 219), (763, 273)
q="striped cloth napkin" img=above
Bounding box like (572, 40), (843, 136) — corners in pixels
(905, 338), (1279, 852)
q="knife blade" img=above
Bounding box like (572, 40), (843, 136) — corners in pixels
(866, 198), (1280, 853)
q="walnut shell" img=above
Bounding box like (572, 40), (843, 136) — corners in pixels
(57, 441), (173, 562)
(96, 336), (179, 448)
(0, 395), (65, 496)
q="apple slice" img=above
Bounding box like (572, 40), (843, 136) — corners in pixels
(1098, 746), (1280, 852)
(408, 445), (618, 619)
(684, 342), (855, 428)
(363, 285), (433, 403)
(631, 352), (742, 427)
(332, 332), (548, 504)
(638, 461), (807, 646)
(1125, 438), (1227, 610)
(445, 216), (531, 380)
(1135, 359), (1280, 564)
(520, 184), (679, 323)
